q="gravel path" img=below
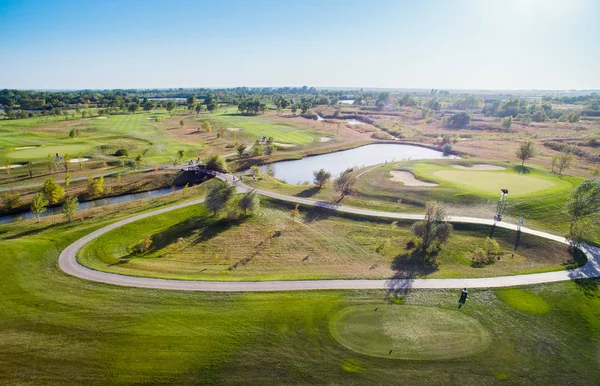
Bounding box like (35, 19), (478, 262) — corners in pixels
(58, 175), (600, 292)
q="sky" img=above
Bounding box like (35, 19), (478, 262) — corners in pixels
(0, 0), (599, 90)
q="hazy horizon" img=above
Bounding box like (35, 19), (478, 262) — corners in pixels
(1, 0), (599, 90)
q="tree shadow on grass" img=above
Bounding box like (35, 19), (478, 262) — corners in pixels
(4, 224), (55, 240)
(112, 215), (244, 264)
(568, 245), (600, 298)
(294, 186), (321, 198)
(386, 250), (438, 296)
(513, 165), (531, 174)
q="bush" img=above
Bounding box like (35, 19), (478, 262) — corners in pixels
(441, 143), (453, 156)
(134, 235), (152, 254)
(114, 148), (129, 157)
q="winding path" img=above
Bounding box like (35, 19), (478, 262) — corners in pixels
(58, 176), (600, 292)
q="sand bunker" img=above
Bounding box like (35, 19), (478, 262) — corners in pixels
(0, 164), (23, 170)
(320, 137), (332, 142)
(14, 146), (38, 150)
(273, 142), (295, 148)
(69, 158), (90, 163)
(452, 164), (505, 171)
(96, 116), (108, 119)
(227, 128), (242, 131)
(389, 171), (438, 187)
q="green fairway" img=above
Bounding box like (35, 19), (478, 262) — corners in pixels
(329, 304), (490, 360)
(194, 109), (320, 145)
(6, 142), (94, 160)
(432, 169), (556, 197)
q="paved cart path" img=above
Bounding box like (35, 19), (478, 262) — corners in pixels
(58, 175), (600, 292)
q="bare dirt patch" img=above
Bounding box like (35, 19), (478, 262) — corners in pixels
(389, 171), (438, 187)
(452, 164), (505, 171)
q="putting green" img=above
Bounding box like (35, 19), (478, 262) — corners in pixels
(6, 143), (93, 160)
(432, 170), (556, 197)
(329, 305), (490, 360)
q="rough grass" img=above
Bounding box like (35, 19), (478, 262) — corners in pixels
(329, 304), (490, 360)
(77, 198), (576, 281)
(0, 195), (599, 384)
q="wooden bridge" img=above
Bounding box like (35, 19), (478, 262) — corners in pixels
(180, 165), (238, 183)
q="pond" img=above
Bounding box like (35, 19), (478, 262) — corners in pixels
(259, 143), (453, 184)
(0, 186), (182, 224)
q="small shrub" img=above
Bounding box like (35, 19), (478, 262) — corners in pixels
(134, 235), (152, 254)
(114, 148), (129, 157)
(388, 295), (406, 305)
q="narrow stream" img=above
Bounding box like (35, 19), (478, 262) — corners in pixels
(0, 186), (182, 224)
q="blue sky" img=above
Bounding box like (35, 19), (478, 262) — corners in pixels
(1, 0), (598, 90)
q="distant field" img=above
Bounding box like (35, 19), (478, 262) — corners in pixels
(0, 111), (203, 165)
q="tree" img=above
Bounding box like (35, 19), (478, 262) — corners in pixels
(135, 235), (153, 253)
(566, 217), (593, 247)
(447, 112), (470, 128)
(557, 151), (574, 176)
(502, 116), (513, 130)
(166, 100), (176, 114)
(205, 154), (228, 172)
(195, 104), (202, 115)
(176, 149), (185, 164)
(88, 176), (104, 197)
(46, 154), (54, 174)
(252, 145), (263, 157)
(516, 113), (532, 126)
(2, 192), (20, 210)
(179, 120), (184, 129)
(205, 180), (236, 215)
(410, 201), (453, 254)
(31, 193), (49, 222)
(238, 189), (260, 215)
(236, 144), (246, 156)
(201, 121), (212, 133)
(127, 103), (139, 114)
(41, 178), (65, 204)
(565, 179), (600, 228)
(78, 152), (83, 170)
(65, 172), (71, 188)
(63, 153), (71, 173)
(264, 145), (274, 156)
(4, 160), (11, 179)
(61, 196), (79, 222)
(516, 141), (535, 166)
(143, 101), (155, 111)
(313, 169), (331, 189)
(135, 154), (143, 170)
(333, 168), (357, 199)
(290, 203), (300, 222)
(27, 161), (33, 178)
